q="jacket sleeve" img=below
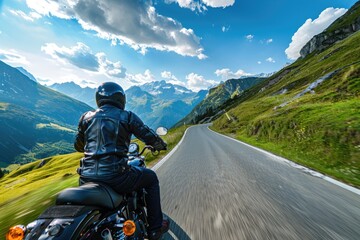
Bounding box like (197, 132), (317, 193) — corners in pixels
(74, 113), (86, 152)
(128, 111), (160, 145)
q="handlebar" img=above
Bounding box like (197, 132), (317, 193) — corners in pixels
(139, 145), (154, 156)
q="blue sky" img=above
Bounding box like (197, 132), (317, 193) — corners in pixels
(0, 0), (357, 91)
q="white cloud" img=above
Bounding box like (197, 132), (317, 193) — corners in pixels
(162, 70), (218, 90)
(9, 9), (41, 21)
(96, 53), (127, 78)
(126, 69), (155, 85)
(186, 73), (217, 91)
(161, 71), (178, 81)
(285, 7), (347, 60)
(166, 0), (234, 11)
(167, 0), (203, 11)
(266, 38), (273, 44)
(25, 0), (74, 19)
(161, 71), (188, 87)
(0, 49), (132, 90)
(202, 0), (235, 8)
(41, 42), (126, 78)
(266, 57), (275, 63)
(26, 0), (206, 59)
(42, 42), (99, 71)
(222, 26), (230, 32)
(245, 34), (254, 41)
(215, 68), (252, 80)
(0, 49), (29, 65)
(257, 61), (262, 64)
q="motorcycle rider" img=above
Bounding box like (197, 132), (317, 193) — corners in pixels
(74, 82), (169, 240)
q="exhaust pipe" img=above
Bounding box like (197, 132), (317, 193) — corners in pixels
(101, 228), (113, 240)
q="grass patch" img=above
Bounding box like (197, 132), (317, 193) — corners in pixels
(0, 152), (81, 237)
(0, 102), (9, 111)
(36, 123), (75, 132)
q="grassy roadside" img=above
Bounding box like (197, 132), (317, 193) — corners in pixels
(210, 32), (360, 189)
(136, 124), (189, 167)
(0, 124), (189, 238)
(210, 97), (360, 188)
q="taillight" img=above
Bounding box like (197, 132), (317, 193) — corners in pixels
(123, 220), (136, 236)
(6, 225), (26, 240)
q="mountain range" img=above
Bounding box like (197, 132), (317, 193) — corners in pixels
(0, 60), (92, 167)
(49, 80), (208, 129)
(50, 82), (96, 108)
(127, 80), (207, 128)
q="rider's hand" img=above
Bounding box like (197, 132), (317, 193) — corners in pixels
(152, 138), (167, 151)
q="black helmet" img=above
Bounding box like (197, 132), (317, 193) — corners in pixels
(96, 82), (126, 109)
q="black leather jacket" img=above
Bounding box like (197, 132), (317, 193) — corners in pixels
(74, 104), (164, 179)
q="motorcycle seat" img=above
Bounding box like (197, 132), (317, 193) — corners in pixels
(56, 183), (124, 209)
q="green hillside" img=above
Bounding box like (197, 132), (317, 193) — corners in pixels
(0, 60), (92, 166)
(212, 31), (360, 187)
(176, 77), (265, 127)
(0, 153), (81, 238)
(324, 1), (360, 34)
(0, 125), (188, 237)
(0, 103), (76, 166)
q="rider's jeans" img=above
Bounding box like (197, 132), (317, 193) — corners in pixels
(133, 167), (163, 231)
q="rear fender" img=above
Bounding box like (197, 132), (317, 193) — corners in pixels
(24, 205), (101, 240)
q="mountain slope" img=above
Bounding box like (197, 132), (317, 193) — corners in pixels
(50, 82), (96, 108)
(175, 77), (265, 126)
(300, 1), (360, 58)
(211, 22), (360, 186)
(16, 67), (37, 82)
(0, 61), (92, 166)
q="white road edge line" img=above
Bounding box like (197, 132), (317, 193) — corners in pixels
(207, 126), (360, 196)
(168, 230), (179, 240)
(151, 126), (192, 172)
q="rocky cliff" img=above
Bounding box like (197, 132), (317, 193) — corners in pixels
(300, 1), (360, 58)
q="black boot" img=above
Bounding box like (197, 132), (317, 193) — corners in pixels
(148, 219), (170, 240)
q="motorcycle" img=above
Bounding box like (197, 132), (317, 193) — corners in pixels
(6, 127), (168, 240)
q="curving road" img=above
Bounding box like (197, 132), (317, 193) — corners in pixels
(155, 125), (360, 240)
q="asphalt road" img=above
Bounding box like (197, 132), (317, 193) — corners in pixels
(156, 125), (360, 240)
